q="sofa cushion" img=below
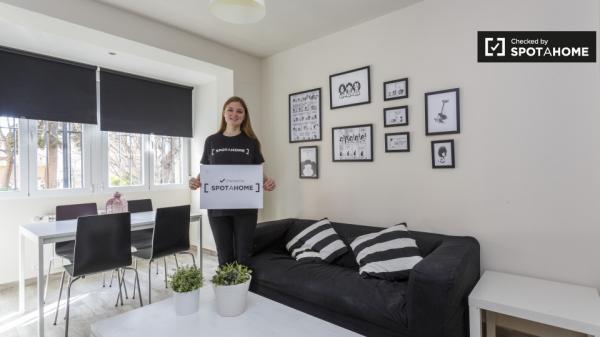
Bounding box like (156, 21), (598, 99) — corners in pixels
(285, 218), (348, 263)
(248, 251), (409, 331)
(350, 223), (422, 281)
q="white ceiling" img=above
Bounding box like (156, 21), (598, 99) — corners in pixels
(94, 0), (421, 58)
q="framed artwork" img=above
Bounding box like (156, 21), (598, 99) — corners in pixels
(385, 132), (410, 152)
(431, 139), (455, 168)
(289, 88), (322, 143)
(383, 78), (408, 101)
(425, 88), (460, 135)
(332, 124), (373, 162)
(384, 106), (409, 127)
(329, 66), (371, 109)
(299, 146), (318, 179)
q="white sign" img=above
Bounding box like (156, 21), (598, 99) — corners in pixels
(200, 165), (263, 209)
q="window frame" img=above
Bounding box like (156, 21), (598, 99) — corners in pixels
(149, 135), (189, 190)
(0, 118), (29, 199)
(27, 120), (93, 198)
(101, 131), (149, 193)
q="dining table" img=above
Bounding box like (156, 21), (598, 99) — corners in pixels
(18, 211), (203, 337)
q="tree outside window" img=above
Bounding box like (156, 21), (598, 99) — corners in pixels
(0, 117), (19, 191)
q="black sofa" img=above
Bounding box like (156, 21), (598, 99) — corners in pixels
(249, 218), (480, 337)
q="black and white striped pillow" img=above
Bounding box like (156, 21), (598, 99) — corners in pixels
(285, 219), (348, 263)
(350, 223), (422, 281)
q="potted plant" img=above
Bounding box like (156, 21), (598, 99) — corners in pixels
(169, 265), (203, 316)
(211, 262), (252, 317)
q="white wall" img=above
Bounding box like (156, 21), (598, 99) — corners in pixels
(0, 0), (261, 284)
(261, 0), (600, 288)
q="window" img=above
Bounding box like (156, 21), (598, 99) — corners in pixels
(152, 136), (182, 185)
(0, 117), (19, 191)
(36, 121), (83, 190)
(108, 132), (144, 187)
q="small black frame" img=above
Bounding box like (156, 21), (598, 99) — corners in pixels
(431, 139), (455, 169)
(289, 88), (322, 143)
(383, 77), (409, 101)
(329, 66), (371, 110)
(383, 105), (409, 127)
(299, 146), (319, 179)
(385, 132), (410, 153)
(425, 88), (460, 136)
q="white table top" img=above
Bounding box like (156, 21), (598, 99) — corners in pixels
(91, 287), (362, 337)
(469, 270), (600, 335)
(20, 211), (201, 243)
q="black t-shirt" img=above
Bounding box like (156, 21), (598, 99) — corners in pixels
(201, 132), (264, 216)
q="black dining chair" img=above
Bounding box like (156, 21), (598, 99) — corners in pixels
(132, 205), (195, 303)
(44, 203), (98, 303)
(53, 212), (142, 337)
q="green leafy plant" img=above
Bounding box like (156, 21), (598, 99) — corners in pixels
(211, 262), (252, 286)
(169, 266), (203, 293)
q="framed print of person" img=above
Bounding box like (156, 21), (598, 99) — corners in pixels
(384, 106), (409, 127)
(299, 146), (318, 179)
(431, 139), (455, 168)
(329, 66), (371, 109)
(425, 88), (460, 135)
(383, 78), (409, 101)
(385, 132), (410, 152)
(332, 124), (373, 162)
(289, 88), (322, 143)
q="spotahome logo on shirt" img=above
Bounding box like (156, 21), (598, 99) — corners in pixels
(478, 31), (596, 62)
(211, 147), (250, 156)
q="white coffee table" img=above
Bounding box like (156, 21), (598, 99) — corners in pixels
(91, 287), (363, 337)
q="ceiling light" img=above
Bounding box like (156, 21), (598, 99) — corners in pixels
(209, 0), (266, 24)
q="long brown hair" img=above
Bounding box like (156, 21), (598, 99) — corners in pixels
(218, 96), (262, 152)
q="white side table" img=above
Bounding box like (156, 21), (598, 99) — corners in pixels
(469, 271), (600, 337)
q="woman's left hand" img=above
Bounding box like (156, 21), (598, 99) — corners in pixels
(263, 176), (276, 191)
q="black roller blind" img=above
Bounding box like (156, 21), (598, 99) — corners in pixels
(0, 46), (97, 124)
(100, 69), (193, 137)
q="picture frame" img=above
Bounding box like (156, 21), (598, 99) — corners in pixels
(383, 105), (409, 127)
(425, 88), (460, 135)
(431, 139), (455, 168)
(332, 124), (373, 162)
(289, 88), (322, 143)
(329, 66), (371, 109)
(383, 78), (409, 101)
(385, 132), (410, 153)
(299, 146), (319, 179)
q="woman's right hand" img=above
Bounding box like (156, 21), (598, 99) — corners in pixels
(188, 176), (201, 190)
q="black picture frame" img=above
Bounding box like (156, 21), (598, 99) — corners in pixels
(425, 88), (460, 136)
(289, 88), (322, 143)
(385, 132), (410, 153)
(329, 66), (371, 110)
(383, 77), (409, 101)
(331, 124), (373, 162)
(299, 146), (319, 179)
(431, 139), (455, 168)
(383, 105), (409, 127)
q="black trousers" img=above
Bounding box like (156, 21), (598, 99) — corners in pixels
(208, 212), (258, 266)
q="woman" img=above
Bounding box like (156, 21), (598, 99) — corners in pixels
(189, 96), (276, 266)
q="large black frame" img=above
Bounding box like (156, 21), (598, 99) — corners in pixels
(289, 88), (322, 143)
(329, 66), (371, 110)
(298, 146), (319, 179)
(383, 77), (409, 101)
(383, 105), (409, 127)
(425, 88), (460, 136)
(385, 132), (410, 153)
(331, 124), (373, 162)
(431, 139), (455, 169)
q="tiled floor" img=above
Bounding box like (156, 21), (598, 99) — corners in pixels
(0, 252), (218, 337)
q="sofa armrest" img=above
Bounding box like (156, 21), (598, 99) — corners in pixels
(406, 236), (480, 337)
(252, 218), (295, 254)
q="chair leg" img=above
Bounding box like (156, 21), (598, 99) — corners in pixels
(163, 257), (168, 288)
(156, 260), (159, 275)
(64, 276), (80, 337)
(121, 269), (129, 299)
(174, 254), (179, 269)
(132, 258), (137, 300)
(114, 269), (124, 307)
(43, 259), (53, 304)
(123, 266), (144, 307)
(53, 271), (66, 325)
(102, 272), (106, 287)
(109, 269), (115, 287)
(64, 276), (70, 320)
(148, 260), (152, 304)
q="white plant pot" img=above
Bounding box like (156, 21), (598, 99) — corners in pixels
(213, 277), (251, 317)
(173, 288), (200, 316)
